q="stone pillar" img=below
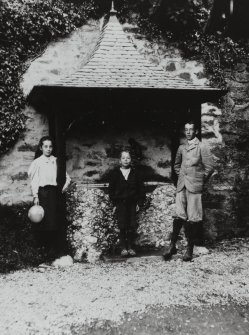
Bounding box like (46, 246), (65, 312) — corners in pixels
(170, 107), (181, 185)
(48, 108), (56, 144)
(189, 104), (202, 140)
(54, 109), (66, 191)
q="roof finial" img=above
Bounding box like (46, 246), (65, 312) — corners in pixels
(110, 1), (117, 15)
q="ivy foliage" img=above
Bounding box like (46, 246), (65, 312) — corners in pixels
(0, 0), (248, 156)
(0, 203), (43, 272)
(0, 0), (96, 155)
(116, 0), (247, 88)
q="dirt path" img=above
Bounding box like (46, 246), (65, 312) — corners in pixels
(79, 304), (249, 335)
(0, 240), (249, 334)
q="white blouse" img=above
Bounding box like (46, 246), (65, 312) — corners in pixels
(120, 167), (131, 180)
(28, 155), (71, 198)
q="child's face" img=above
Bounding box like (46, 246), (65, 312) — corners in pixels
(41, 140), (53, 157)
(120, 152), (131, 168)
(185, 123), (197, 141)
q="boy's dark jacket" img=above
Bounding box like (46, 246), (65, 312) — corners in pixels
(109, 167), (145, 207)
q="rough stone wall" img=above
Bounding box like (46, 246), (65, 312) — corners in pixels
(0, 20), (174, 204)
(130, 27), (249, 238)
(0, 21), (100, 205)
(0, 18), (249, 240)
(0, 107), (48, 205)
(203, 61), (249, 239)
(124, 25), (223, 148)
(66, 124), (171, 184)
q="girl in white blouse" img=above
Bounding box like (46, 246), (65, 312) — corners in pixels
(28, 136), (71, 257)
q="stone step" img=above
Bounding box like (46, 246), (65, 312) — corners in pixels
(102, 246), (209, 263)
(102, 249), (163, 263)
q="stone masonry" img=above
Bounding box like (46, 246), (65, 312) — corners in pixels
(0, 19), (248, 239)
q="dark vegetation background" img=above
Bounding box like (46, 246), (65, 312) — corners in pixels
(0, 0), (248, 272)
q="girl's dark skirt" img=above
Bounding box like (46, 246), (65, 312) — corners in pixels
(32, 185), (67, 254)
(37, 185), (61, 231)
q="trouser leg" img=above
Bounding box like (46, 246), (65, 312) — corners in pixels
(193, 221), (203, 246)
(126, 203), (137, 250)
(119, 229), (127, 250)
(116, 202), (128, 250)
(175, 189), (188, 221)
(186, 190), (203, 222)
(182, 190), (203, 260)
(163, 217), (185, 260)
(163, 189), (187, 260)
(183, 221), (194, 262)
(127, 229), (137, 250)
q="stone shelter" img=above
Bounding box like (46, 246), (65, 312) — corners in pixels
(2, 4), (239, 243)
(27, 5), (224, 191)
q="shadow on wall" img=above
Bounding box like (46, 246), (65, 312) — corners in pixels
(66, 111), (173, 184)
(91, 137), (172, 183)
(101, 164), (171, 183)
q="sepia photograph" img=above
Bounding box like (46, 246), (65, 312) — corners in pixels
(0, 0), (249, 334)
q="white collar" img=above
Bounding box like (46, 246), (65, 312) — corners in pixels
(120, 167), (131, 174)
(40, 154), (55, 162)
(120, 167), (131, 180)
(188, 137), (198, 145)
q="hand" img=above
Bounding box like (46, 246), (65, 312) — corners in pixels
(34, 197), (39, 206)
(62, 186), (68, 194)
(208, 170), (217, 181)
(112, 206), (117, 215)
(136, 205), (140, 212)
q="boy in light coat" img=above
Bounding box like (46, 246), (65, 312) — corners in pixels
(163, 121), (214, 261)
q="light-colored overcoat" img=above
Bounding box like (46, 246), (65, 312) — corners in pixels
(174, 137), (214, 194)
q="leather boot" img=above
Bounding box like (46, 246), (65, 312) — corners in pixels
(183, 222), (194, 262)
(193, 221), (203, 246)
(119, 229), (127, 251)
(163, 218), (184, 261)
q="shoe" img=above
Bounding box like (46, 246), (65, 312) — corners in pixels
(162, 243), (177, 261)
(182, 245), (194, 262)
(128, 249), (136, 256)
(121, 249), (129, 257)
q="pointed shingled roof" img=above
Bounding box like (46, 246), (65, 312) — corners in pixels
(49, 9), (218, 91)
